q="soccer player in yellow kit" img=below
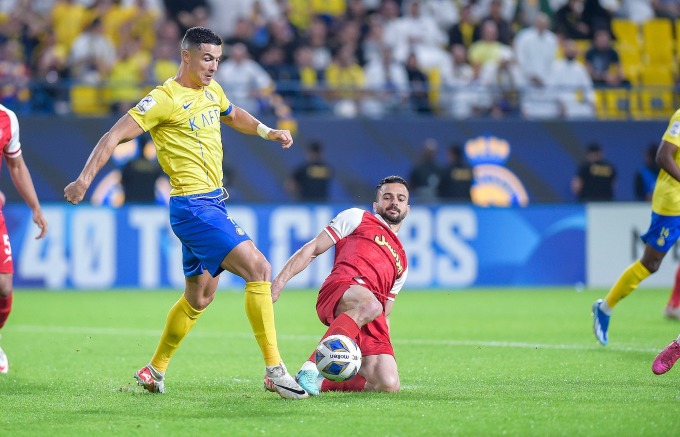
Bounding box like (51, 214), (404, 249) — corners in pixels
(64, 27), (308, 399)
(592, 108), (680, 347)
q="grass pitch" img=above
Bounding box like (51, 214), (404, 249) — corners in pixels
(1, 287), (680, 436)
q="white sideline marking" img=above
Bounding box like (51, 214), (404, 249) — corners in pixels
(8, 325), (660, 353)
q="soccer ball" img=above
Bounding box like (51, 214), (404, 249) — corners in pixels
(315, 334), (362, 382)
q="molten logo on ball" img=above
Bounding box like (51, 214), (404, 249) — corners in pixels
(315, 334), (362, 382)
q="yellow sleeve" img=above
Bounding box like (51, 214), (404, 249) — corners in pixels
(662, 109), (680, 148)
(128, 88), (173, 132)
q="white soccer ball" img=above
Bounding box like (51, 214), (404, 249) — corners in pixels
(315, 334), (362, 382)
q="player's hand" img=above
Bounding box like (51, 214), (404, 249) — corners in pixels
(268, 129), (293, 149)
(64, 179), (88, 205)
(271, 279), (284, 303)
(32, 209), (48, 239)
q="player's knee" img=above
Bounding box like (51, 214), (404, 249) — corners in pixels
(191, 293), (214, 310)
(375, 375), (400, 393)
(0, 276), (13, 297)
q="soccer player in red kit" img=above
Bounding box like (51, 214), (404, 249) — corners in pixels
(0, 104), (49, 373)
(271, 175), (409, 395)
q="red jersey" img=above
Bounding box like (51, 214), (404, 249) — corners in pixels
(0, 104), (22, 165)
(322, 208), (408, 304)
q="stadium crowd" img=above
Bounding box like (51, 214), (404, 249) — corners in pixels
(0, 0), (677, 119)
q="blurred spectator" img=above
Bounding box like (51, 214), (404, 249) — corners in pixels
(121, 135), (169, 204)
(147, 40), (180, 84)
(417, 0), (460, 32)
(582, 0), (615, 35)
(91, 0), (136, 49)
(514, 12), (558, 89)
(362, 15), (387, 65)
(215, 42), (274, 115)
(468, 21), (509, 77)
(405, 52), (432, 114)
(361, 45), (409, 117)
(571, 142), (617, 201)
(653, 0), (680, 19)
(447, 4), (476, 48)
(619, 0), (655, 23)
(0, 39), (31, 111)
(223, 18), (258, 61)
(523, 39), (595, 119)
(634, 143), (660, 201)
(409, 138), (441, 202)
(473, 0), (514, 45)
(107, 37), (151, 113)
(51, 0), (90, 53)
(553, 0), (591, 40)
(68, 17), (117, 84)
(438, 144), (473, 201)
(128, 0), (163, 52)
(390, 0), (448, 69)
(289, 45), (327, 113)
(324, 43), (365, 118)
(163, 0), (210, 34)
(441, 44), (479, 119)
(478, 46), (524, 117)
(260, 46), (296, 94)
(468, 0), (517, 23)
(331, 19), (365, 67)
(32, 30), (70, 114)
(286, 140), (333, 202)
(304, 16), (333, 71)
(546, 39), (595, 119)
(266, 16), (299, 66)
(585, 29), (628, 88)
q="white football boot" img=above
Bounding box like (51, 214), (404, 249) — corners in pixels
(263, 362), (309, 399)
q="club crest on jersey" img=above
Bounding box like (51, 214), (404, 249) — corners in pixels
(136, 95), (157, 114)
(205, 90), (215, 102)
(374, 235), (403, 275)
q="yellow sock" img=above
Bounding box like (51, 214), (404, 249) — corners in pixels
(605, 260), (651, 308)
(244, 281), (281, 367)
(150, 294), (203, 373)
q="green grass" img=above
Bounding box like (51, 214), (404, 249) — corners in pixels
(1, 287), (680, 436)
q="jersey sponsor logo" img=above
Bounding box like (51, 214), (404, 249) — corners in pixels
(188, 109), (221, 131)
(669, 121), (680, 137)
(136, 95), (157, 114)
(374, 235), (403, 275)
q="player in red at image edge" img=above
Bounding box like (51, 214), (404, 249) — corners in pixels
(272, 175), (409, 395)
(0, 103), (49, 374)
(63, 27), (307, 399)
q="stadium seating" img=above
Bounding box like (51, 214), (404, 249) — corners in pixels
(594, 88), (631, 119)
(611, 18), (641, 48)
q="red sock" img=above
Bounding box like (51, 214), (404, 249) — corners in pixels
(0, 292), (12, 329)
(669, 267), (680, 308)
(321, 375), (367, 392)
(307, 313), (361, 362)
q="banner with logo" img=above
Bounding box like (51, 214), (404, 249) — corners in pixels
(5, 204), (585, 289)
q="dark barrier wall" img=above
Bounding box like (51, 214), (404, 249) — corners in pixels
(3, 116), (667, 203)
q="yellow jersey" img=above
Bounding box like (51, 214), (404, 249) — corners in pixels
(654, 108), (680, 215)
(128, 78), (232, 196)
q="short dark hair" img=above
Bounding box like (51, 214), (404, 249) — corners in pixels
(182, 27), (222, 51)
(587, 143), (601, 153)
(307, 141), (322, 154)
(375, 175), (408, 198)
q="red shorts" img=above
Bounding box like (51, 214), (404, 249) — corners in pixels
(316, 280), (394, 358)
(0, 213), (12, 274)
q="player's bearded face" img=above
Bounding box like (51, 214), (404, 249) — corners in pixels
(374, 183), (410, 225)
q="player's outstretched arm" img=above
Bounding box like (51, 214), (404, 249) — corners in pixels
(271, 230), (334, 302)
(5, 154), (47, 239)
(64, 114), (143, 205)
(221, 105), (293, 149)
(657, 140), (680, 182)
